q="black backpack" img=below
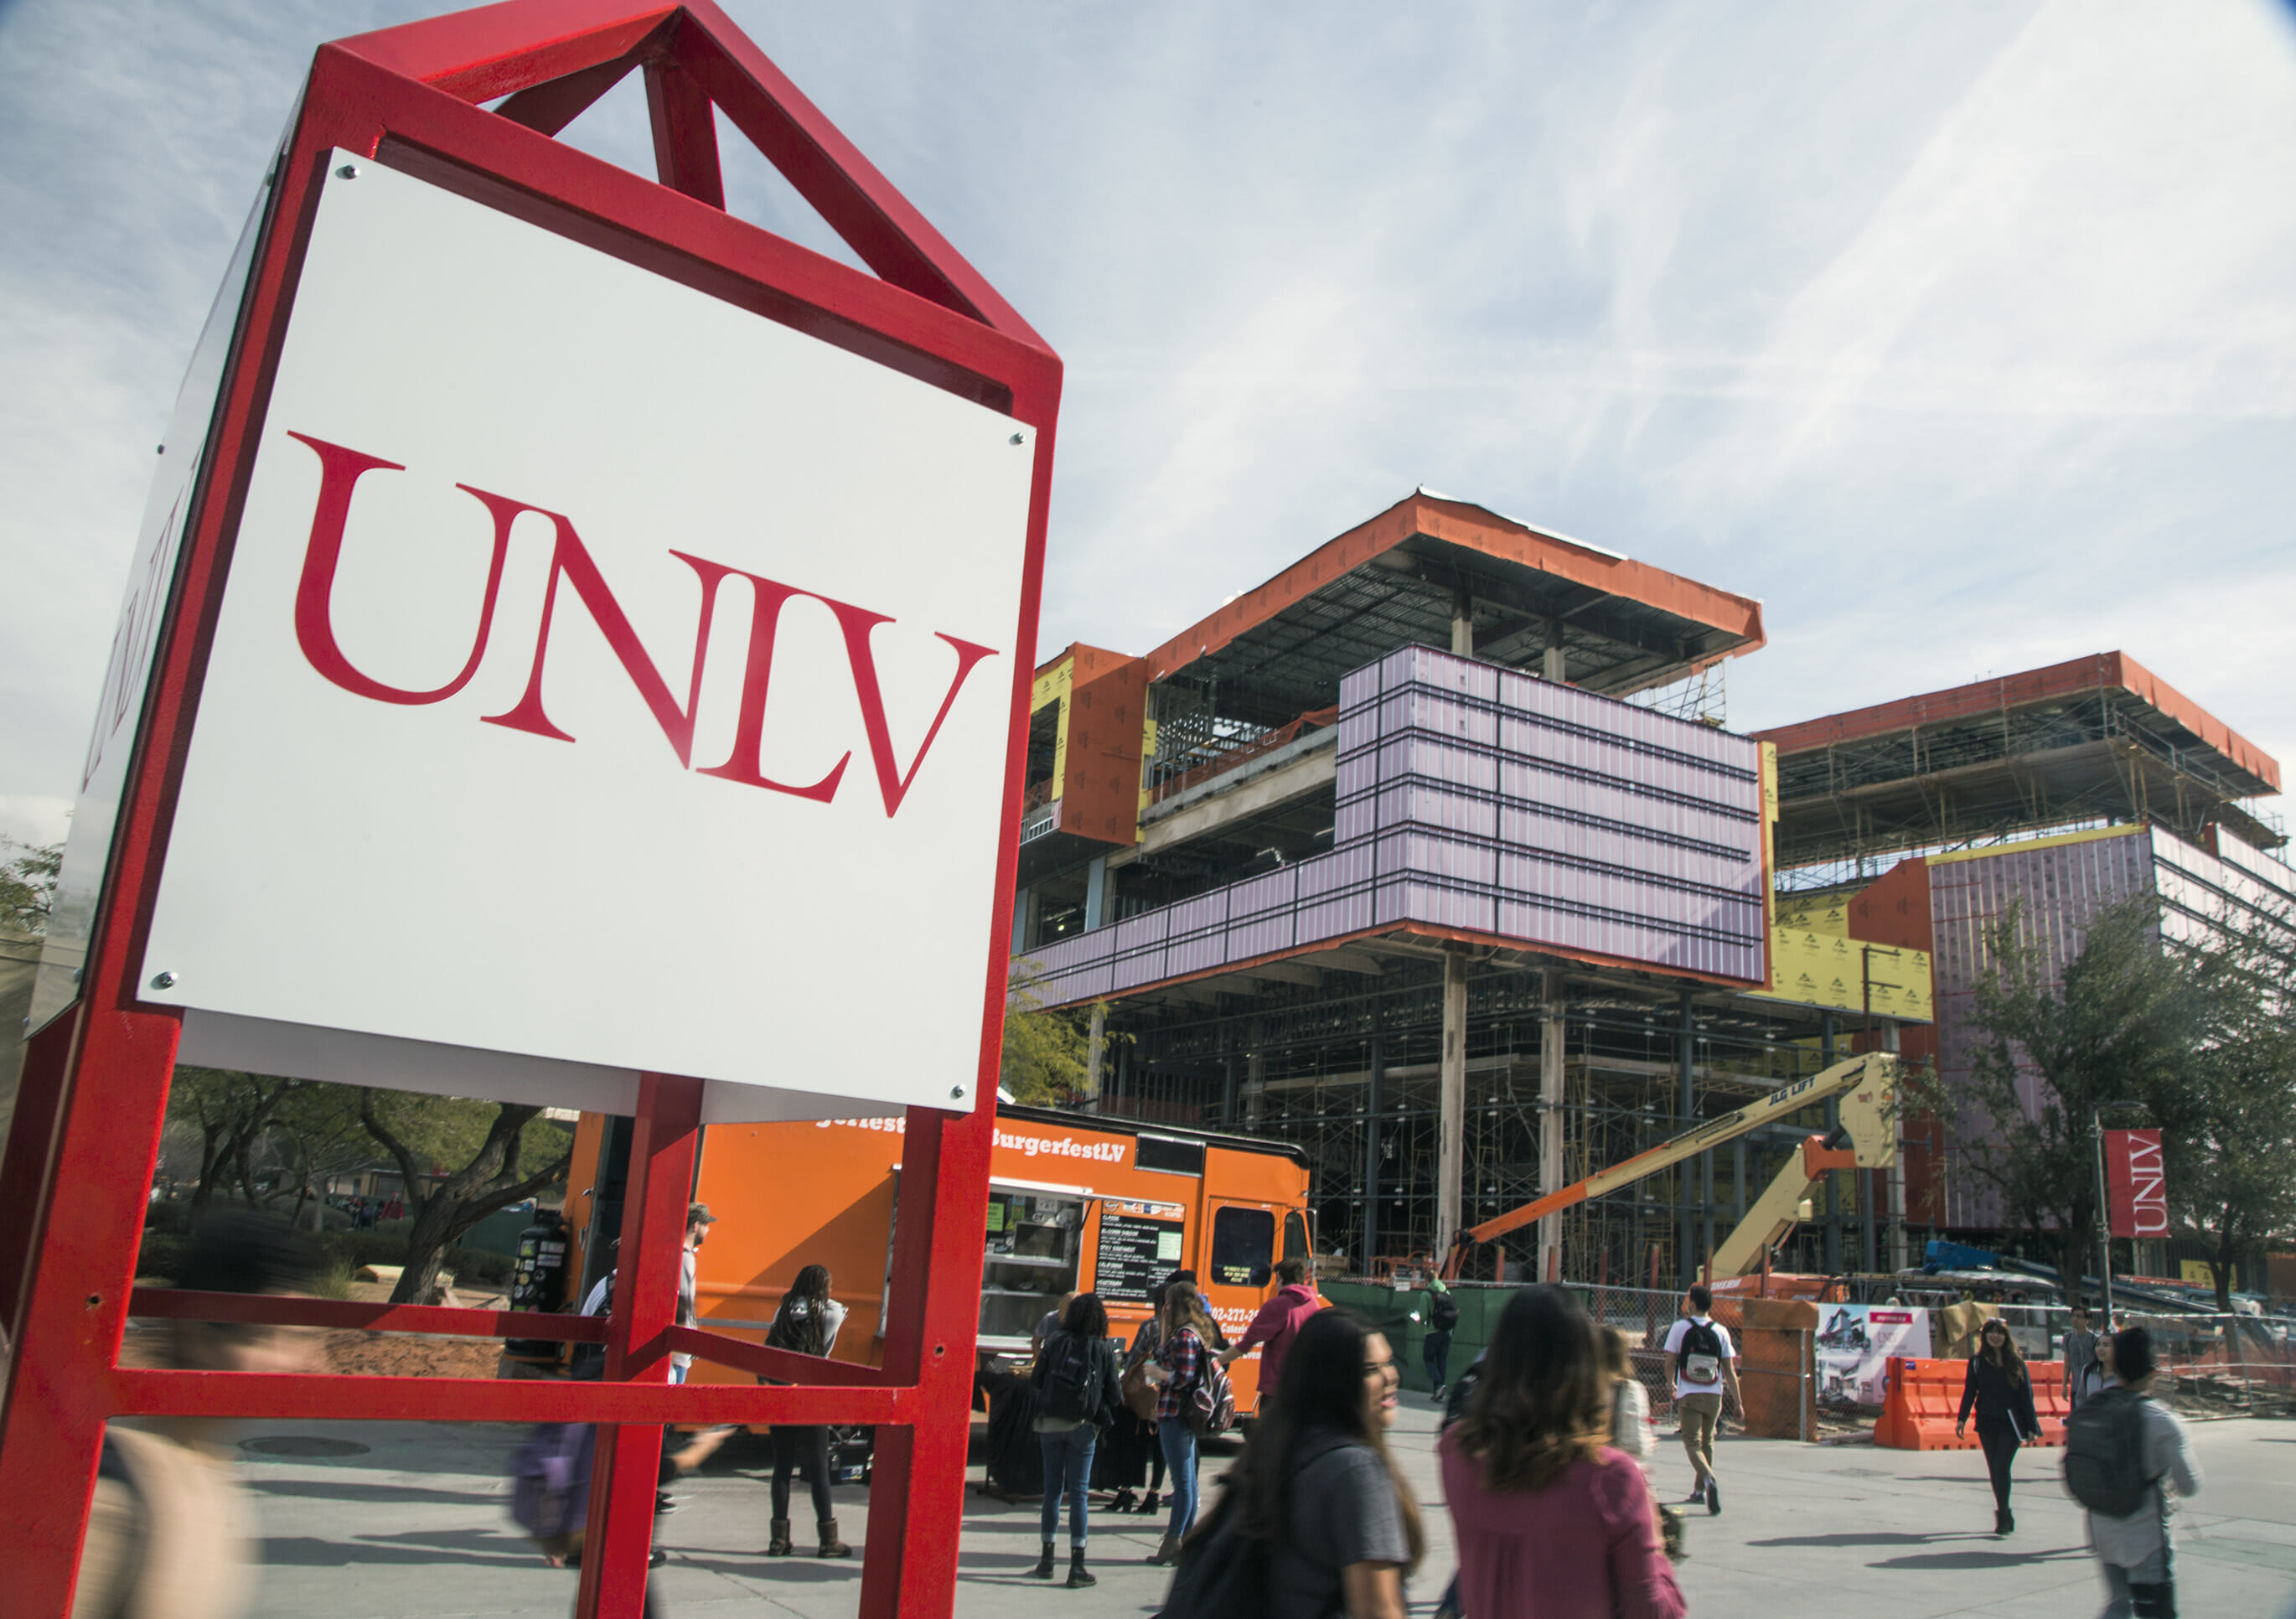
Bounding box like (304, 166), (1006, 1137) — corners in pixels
(1156, 1435), (1349, 1619)
(1039, 1332), (1099, 1425)
(1676, 1318), (1725, 1388)
(1430, 1291), (1460, 1332)
(2063, 1388), (2152, 1518)
(1156, 1486), (1264, 1619)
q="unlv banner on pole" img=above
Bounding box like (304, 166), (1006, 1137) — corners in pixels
(2105, 1128), (2169, 1239)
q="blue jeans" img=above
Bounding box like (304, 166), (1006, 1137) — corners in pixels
(1157, 1420), (1200, 1541)
(1039, 1423), (1098, 1547)
(1424, 1331), (1452, 1391)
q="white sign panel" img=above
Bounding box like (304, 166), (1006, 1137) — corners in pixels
(29, 182), (272, 1032)
(1816, 1304), (1931, 1408)
(139, 151), (1035, 1120)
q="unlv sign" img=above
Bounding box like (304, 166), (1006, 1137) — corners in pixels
(2105, 1128), (2169, 1239)
(127, 152), (1040, 1118)
(288, 432), (994, 814)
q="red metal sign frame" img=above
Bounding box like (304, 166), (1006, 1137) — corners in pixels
(0, 5), (1057, 1614)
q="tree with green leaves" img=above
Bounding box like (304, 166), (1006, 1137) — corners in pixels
(1001, 958), (1104, 1106)
(358, 1089), (572, 1303)
(1946, 894), (2203, 1305)
(167, 1067), (301, 1212)
(1, 837), (61, 933)
(2170, 893), (2296, 1311)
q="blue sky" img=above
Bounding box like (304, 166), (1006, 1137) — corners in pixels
(4, 0), (2293, 851)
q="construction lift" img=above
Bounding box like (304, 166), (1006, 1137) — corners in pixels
(1440, 1052), (1900, 1282)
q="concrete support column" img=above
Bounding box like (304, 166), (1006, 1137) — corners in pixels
(1821, 1012), (1843, 1274)
(1363, 1029), (1385, 1273)
(1437, 948), (1469, 1263)
(1244, 1047), (1265, 1126)
(1543, 644), (1567, 683)
(1011, 886), (1033, 954)
(1451, 591), (1475, 657)
(1879, 1017), (1907, 1272)
(1084, 1004), (1106, 1104)
(1083, 856), (1109, 931)
(1538, 975), (1565, 1284)
(1221, 1051), (1238, 1127)
(1678, 991), (1696, 1291)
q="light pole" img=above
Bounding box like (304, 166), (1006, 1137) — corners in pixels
(2090, 1099), (2148, 1328)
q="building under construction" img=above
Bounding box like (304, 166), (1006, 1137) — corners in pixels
(1751, 656), (2290, 1237)
(1011, 489), (2295, 1280)
(1011, 493), (1940, 1287)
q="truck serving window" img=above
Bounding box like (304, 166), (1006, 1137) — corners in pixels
(1209, 1206), (1275, 1287)
(1136, 1135), (1205, 1176)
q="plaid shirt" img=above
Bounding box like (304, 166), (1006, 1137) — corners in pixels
(1155, 1327), (1204, 1421)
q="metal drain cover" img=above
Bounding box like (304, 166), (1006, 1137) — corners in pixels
(240, 1435), (370, 1458)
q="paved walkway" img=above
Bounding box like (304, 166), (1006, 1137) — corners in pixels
(225, 1398), (2296, 1617)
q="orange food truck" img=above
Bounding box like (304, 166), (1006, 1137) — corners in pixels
(563, 1104), (1313, 1420)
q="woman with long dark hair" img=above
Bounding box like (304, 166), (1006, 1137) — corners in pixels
(1218, 1306), (1422, 1619)
(1146, 1280), (1223, 1564)
(1956, 1316), (2040, 1534)
(1029, 1291), (1124, 1587)
(763, 1264), (851, 1559)
(1440, 1286), (1683, 1619)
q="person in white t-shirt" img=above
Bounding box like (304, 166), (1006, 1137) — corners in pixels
(1660, 1285), (1741, 1514)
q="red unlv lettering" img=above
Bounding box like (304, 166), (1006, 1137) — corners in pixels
(285, 431), (997, 815)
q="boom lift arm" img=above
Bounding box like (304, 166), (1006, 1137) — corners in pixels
(1710, 1061), (1897, 1276)
(1440, 1053), (1899, 1280)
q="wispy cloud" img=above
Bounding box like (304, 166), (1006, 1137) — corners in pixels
(3, 0), (2293, 841)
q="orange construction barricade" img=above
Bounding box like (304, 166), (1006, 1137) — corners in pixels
(1875, 1358), (2067, 1451)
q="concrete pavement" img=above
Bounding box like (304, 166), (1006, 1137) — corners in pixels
(224, 1397), (2296, 1617)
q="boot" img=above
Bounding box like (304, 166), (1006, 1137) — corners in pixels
(1066, 1547), (1096, 1589)
(818, 1517), (854, 1559)
(766, 1518), (794, 1557)
(1109, 1488), (1138, 1514)
(1996, 1507), (2014, 1535)
(1137, 1490), (1161, 1515)
(1148, 1534), (1180, 1566)
(1029, 1542), (1057, 1579)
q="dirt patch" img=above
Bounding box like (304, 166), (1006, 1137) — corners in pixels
(122, 1278), (519, 1379)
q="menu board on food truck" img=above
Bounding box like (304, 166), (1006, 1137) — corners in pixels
(1094, 1198), (1187, 1302)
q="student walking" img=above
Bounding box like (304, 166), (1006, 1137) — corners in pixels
(2068, 1327), (2201, 1617)
(1029, 1292), (1125, 1588)
(763, 1264), (852, 1560)
(1440, 1286), (1685, 1619)
(1955, 1316), (2041, 1534)
(1660, 1284), (1741, 1513)
(1146, 1280), (1220, 1564)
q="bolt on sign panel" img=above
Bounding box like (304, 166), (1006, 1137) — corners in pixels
(128, 152), (1037, 1120)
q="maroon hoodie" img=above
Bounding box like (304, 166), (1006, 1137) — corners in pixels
(1234, 1282), (1323, 1399)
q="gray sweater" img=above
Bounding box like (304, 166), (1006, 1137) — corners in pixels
(2087, 1396), (2200, 1567)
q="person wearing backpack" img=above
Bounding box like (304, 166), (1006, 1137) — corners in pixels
(1955, 1316), (2042, 1534)
(1161, 1306), (1422, 1619)
(1423, 1279), (1462, 1399)
(2066, 1327), (2201, 1617)
(1659, 1285), (1741, 1513)
(1030, 1291), (1126, 1588)
(1147, 1280), (1224, 1565)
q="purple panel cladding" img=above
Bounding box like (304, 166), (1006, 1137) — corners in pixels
(1020, 644), (1766, 1005)
(1926, 827), (2155, 1228)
